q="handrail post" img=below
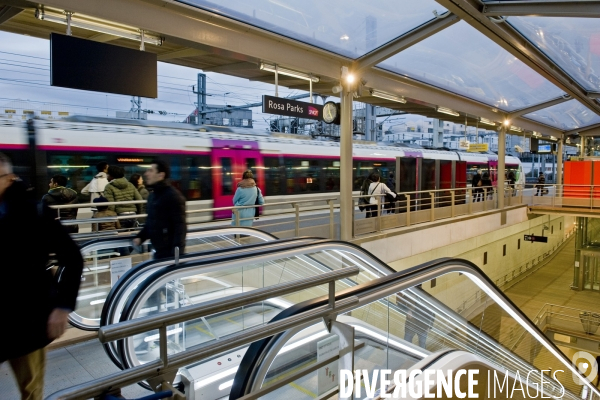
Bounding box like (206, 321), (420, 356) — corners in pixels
(468, 188), (473, 214)
(233, 209), (240, 227)
(328, 200), (334, 239)
(294, 203), (300, 237)
(377, 197), (382, 232)
(351, 198), (355, 239)
(451, 191), (455, 217)
(429, 192), (435, 222)
(405, 194), (411, 226)
(591, 186), (594, 210)
(159, 325), (168, 367)
(483, 188), (488, 211)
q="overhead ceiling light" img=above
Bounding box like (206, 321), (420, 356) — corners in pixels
(479, 118), (496, 126)
(260, 63), (319, 83)
(550, 135), (557, 141)
(503, 119), (511, 126)
(509, 126), (523, 132)
(35, 9), (163, 46)
(370, 89), (406, 104)
(437, 107), (459, 117)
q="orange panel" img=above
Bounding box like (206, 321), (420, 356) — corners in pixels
(564, 161), (592, 198)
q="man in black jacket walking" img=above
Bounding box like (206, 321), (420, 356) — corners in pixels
(134, 159), (186, 259)
(0, 153), (83, 400)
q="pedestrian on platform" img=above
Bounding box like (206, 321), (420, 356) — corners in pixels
(104, 166), (142, 229)
(129, 173), (149, 223)
(41, 174), (79, 234)
(481, 172), (493, 200)
(365, 172), (396, 218)
(0, 152), (83, 400)
(231, 170), (264, 227)
(472, 170), (482, 202)
(133, 159), (186, 259)
(507, 171), (517, 196)
(536, 172), (546, 196)
(92, 196), (121, 231)
(81, 161), (109, 202)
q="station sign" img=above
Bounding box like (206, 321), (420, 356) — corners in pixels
(524, 234), (548, 243)
(468, 143), (489, 152)
(262, 95), (323, 121)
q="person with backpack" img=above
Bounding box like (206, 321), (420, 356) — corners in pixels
(535, 172), (546, 196)
(40, 175), (79, 233)
(365, 172), (396, 218)
(104, 166), (142, 229)
(81, 161), (109, 202)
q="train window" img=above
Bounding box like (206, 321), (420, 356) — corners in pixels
(185, 156), (212, 200)
(323, 160), (340, 192)
(245, 158), (256, 171)
(353, 161), (392, 191)
(221, 158), (233, 195)
(47, 152), (106, 195)
(264, 157), (283, 196)
(285, 158), (321, 193)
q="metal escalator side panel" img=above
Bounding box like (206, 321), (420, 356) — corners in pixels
(101, 237), (320, 369)
(229, 252), (598, 400)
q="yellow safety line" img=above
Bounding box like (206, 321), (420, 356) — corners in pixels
(193, 325), (214, 337)
(225, 317), (242, 326)
(289, 382), (317, 398)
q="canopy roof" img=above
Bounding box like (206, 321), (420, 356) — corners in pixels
(1, 0), (599, 139)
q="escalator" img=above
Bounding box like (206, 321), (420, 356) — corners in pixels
(94, 241), (599, 400)
(230, 254), (593, 400)
(71, 227), (277, 330)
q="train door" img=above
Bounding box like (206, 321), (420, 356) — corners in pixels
(211, 140), (263, 220)
(489, 160), (498, 187)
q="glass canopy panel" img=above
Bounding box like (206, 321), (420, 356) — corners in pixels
(378, 21), (566, 111)
(176, 0), (447, 58)
(508, 17), (600, 92)
(523, 99), (600, 130)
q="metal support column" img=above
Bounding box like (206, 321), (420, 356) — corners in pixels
(197, 73), (207, 125)
(557, 140), (564, 186)
(340, 81), (354, 241)
(498, 126), (506, 209)
(364, 104), (371, 141)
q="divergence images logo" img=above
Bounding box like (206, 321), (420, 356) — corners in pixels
(572, 351), (598, 386)
(308, 106), (319, 117)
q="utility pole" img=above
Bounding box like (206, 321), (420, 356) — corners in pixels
(193, 73), (207, 125)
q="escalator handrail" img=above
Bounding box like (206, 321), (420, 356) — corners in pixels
(77, 226), (277, 251)
(101, 237), (322, 368)
(113, 240), (428, 371)
(70, 227), (279, 330)
(226, 241), (597, 399)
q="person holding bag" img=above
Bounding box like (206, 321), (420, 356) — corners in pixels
(232, 170), (264, 227)
(365, 172), (396, 218)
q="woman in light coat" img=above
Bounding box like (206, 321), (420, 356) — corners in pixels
(232, 170), (265, 227)
(366, 172), (396, 218)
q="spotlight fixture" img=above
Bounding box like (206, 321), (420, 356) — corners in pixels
(437, 107), (459, 117)
(35, 9), (163, 46)
(479, 117), (496, 126)
(509, 126), (523, 133)
(370, 90), (407, 104)
(259, 63), (319, 83)
(503, 120), (511, 126)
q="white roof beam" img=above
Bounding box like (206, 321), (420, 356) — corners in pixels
(508, 95), (571, 118)
(353, 13), (460, 73)
(483, 1), (600, 18)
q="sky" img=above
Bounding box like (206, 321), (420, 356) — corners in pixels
(0, 30), (424, 133)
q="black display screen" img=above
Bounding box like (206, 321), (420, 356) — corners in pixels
(50, 33), (157, 98)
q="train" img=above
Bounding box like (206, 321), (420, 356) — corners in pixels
(0, 116), (522, 219)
